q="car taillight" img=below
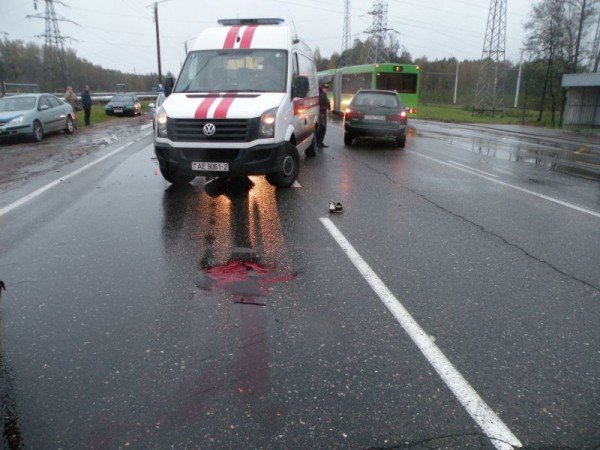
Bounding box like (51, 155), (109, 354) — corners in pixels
(344, 108), (362, 120)
(388, 110), (407, 122)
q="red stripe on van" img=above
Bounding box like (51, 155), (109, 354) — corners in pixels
(223, 26), (241, 48)
(239, 25), (257, 48)
(213, 96), (235, 118)
(194, 97), (217, 118)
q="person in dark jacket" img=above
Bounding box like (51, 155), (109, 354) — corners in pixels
(317, 83), (331, 148)
(81, 85), (92, 126)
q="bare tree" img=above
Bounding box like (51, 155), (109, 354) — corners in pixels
(524, 0), (566, 125)
(564, 0), (600, 71)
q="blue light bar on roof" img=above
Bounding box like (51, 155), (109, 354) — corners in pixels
(217, 18), (285, 26)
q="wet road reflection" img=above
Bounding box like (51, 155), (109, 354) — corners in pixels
(157, 176), (298, 443)
(414, 121), (600, 178)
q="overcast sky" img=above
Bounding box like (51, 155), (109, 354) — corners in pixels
(2, 0), (532, 77)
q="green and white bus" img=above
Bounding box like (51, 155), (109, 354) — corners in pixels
(318, 63), (420, 115)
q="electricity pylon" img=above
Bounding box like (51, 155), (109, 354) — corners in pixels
(340, 0), (352, 67)
(27, 0), (78, 90)
(364, 0), (389, 64)
(473, 0), (507, 116)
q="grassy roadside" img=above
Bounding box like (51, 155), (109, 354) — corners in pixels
(415, 103), (541, 126)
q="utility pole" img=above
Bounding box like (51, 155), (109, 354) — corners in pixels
(453, 60), (459, 104)
(27, 0), (79, 90)
(472, 0), (507, 117)
(148, 1), (168, 85)
(514, 52), (523, 108)
(154, 2), (162, 85)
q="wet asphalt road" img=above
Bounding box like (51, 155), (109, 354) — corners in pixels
(0, 120), (599, 449)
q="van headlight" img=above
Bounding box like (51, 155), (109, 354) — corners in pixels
(156, 108), (168, 138)
(259, 107), (277, 138)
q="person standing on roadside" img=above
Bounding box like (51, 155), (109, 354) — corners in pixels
(317, 82), (331, 148)
(64, 86), (78, 126)
(81, 85), (92, 126)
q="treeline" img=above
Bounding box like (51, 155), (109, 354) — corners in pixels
(0, 39), (161, 93)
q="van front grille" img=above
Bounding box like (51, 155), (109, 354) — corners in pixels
(167, 118), (259, 142)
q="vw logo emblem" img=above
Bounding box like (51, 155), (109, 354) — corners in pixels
(203, 123), (216, 136)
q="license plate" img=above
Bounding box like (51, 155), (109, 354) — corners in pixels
(192, 161), (229, 171)
(114, 107), (123, 113)
(365, 114), (385, 120)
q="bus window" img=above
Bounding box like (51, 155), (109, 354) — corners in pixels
(376, 73), (417, 93)
(342, 73), (372, 94)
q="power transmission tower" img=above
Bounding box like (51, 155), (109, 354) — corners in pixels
(364, 0), (389, 64)
(27, 0), (78, 90)
(340, 0), (352, 67)
(473, 0), (507, 117)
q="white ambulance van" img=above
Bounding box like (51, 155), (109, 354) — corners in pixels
(154, 18), (319, 187)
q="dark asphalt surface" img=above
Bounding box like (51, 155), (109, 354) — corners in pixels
(0, 117), (598, 449)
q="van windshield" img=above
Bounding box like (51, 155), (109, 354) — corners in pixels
(174, 49), (288, 93)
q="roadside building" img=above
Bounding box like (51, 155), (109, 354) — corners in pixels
(561, 72), (600, 129)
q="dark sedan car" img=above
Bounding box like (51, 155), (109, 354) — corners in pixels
(105, 94), (141, 117)
(343, 89), (408, 148)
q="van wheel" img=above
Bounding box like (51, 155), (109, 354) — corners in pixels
(266, 142), (299, 188)
(396, 135), (406, 148)
(304, 132), (317, 157)
(344, 132), (353, 146)
(32, 120), (44, 142)
(65, 116), (75, 134)
(159, 162), (195, 185)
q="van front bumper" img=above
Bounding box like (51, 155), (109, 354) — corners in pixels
(154, 141), (289, 177)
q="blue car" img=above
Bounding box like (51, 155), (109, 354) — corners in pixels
(0, 93), (76, 142)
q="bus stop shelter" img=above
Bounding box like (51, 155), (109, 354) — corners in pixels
(561, 72), (600, 129)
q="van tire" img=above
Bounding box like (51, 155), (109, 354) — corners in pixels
(159, 163), (195, 185)
(266, 142), (300, 188)
(304, 133), (317, 157)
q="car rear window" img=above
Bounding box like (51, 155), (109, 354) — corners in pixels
(354, 92), (400, 108)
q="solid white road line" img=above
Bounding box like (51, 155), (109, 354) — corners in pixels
(320, 217), (522, 450)
(412, 151), (600, 218)
(0, 143), (132, 218)
(447, 160), (499, 178)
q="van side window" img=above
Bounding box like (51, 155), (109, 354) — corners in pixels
(292, 53), (300, 86)
(296, 53), (317, 94)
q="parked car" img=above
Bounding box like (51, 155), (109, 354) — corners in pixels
(148, 92), (165, 130)
(0, 93), (75, 142)
(343, 89), (408, 148)
(105, 94), (141, 116)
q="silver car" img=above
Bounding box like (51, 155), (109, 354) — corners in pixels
(0, 93), (76, 142)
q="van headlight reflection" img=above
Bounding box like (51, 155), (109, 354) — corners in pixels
(259, 107), (277, 138)
(156, 108), (168, 138)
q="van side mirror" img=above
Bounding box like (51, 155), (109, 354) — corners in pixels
(164, 77), (175, 97)
(291, 75), (309, 98)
